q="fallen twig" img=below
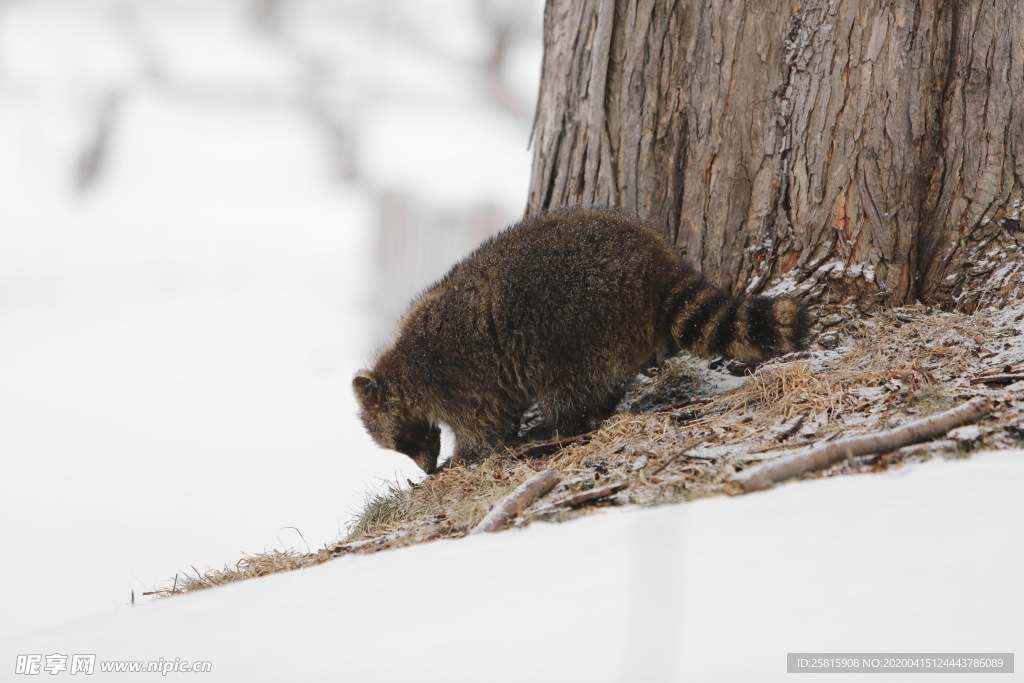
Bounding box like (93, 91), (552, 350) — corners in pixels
(471, 469), (560, 533)
(556, 482), (628, 507)
(725, 397), (993, 495)
(770, 411), (808, 442)
(969, 374), (1024, 386)
(665, 397), (712, 411)
(649, 434), (714, 476)
(750, 430), (841, 455)
(887, 438), (959, 458)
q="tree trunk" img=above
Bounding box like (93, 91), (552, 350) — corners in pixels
(527, 0), (1024, 311)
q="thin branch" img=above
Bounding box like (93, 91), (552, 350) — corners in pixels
(472, 469), (560, 534)
(770, 411), (809, 442)
(969, 374), (1024, 385)
(750, 430), (841, 454)
(665, 397), (712, 411)
(650, 434), (714, 476)
(725, 397), (993, 495)
(557, 482), (628, 507)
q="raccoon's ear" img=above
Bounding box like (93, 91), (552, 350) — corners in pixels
(352, 370), (383, 411)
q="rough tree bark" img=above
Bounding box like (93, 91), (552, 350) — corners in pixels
(527, 0), (1024, 311)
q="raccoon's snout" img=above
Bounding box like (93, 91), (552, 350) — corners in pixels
(411, 451), (439, 475)
(395, 422), (441, 474)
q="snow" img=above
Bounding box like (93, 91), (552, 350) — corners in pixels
(760, 268), (802, 297)
(0, 98), (379, 640)
(0, 0), (542, 642)
(947, 425), (982, 441)
(2, 451), (1020, 681)
(847, 386), (887, 401)
(702, 365), (748, 394)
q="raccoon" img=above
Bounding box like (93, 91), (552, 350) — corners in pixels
(353, 207), (809, 473)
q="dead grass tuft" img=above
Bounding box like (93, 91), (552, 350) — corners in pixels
(152, 549), (334, 597)
(703, 361), (844, 423)
(907, 384), (954, 415)
(840, 309), (985, 380)
(344, 459), (546, 545)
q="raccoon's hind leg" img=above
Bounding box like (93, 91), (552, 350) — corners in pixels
(596, 381), (630, 421)
(537, 384), (618, 440)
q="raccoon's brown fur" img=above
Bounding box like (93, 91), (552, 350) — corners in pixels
(354, 207), (810, 473)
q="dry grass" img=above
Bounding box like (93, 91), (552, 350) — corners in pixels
(150, 549), (334, 597)
(700, 361), (844, 423)
(345, 458), (544, 544)
(155, 303), (1023, 595)
(839, 309), (986, 379)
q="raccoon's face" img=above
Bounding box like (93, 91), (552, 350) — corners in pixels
(352, 370), (442, 474)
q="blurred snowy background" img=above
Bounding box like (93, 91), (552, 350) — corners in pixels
(0, 0), (542, 640)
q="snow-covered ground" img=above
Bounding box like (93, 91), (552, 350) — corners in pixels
(2, 450), (1020, 681)
(0, 0), (541, 642)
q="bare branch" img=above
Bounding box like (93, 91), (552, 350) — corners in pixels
(969, 374), (1024, 386)
(769, 411), (809, 442)
(649, 434), (714, 476)
(471, 469), (560, 534)
(725, 397), (993, 495)
(557, 482), (628, 507)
